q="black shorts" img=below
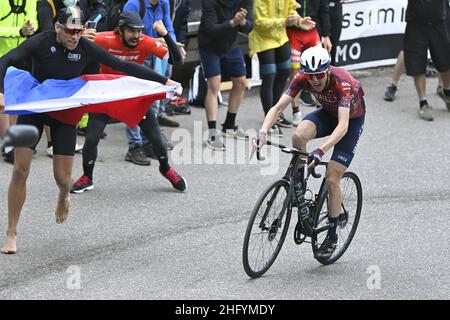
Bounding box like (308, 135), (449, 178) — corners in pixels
(303, 108), (364, 168)
(404, 21), (450, 76)
(16, 114), (77, 156)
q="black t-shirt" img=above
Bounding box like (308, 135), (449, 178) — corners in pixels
(0, 31), (168, 93)
(406, 0), (448, 24)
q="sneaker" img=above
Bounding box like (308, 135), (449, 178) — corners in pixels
(384, 85), (397, 101)
(436, 85), (444, 99)
(268, 124), (283, 137)
(292, 111), (302, 126)
(276, 113), (293, 127)
(206, 135), (225, 151)
(75, 143), (83, 153)
(160, 130), (174, 150)
(3, 149), (14, 164)
(418, 104), (434, 121)
(300, 90), (315, 106)
(125, 146), (151, 166)
(173, 105), (191, 115)
(142, 142), (157, 159)
(159, 166), (187, 192)
(71, 175), (94, 194)
(46, 146), (53, 157)
(314, 235), (338, 260)
(221, 125), (249, 140)
(158, 114), (180, 127)
(438, 88), (450, 111)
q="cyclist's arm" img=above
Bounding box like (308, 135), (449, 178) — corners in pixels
(318, 107), (349, 153)
(260, 94), (293, 133)
(86, 39), (168, 84)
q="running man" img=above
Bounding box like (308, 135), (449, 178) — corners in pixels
(0, 6), (179, 254)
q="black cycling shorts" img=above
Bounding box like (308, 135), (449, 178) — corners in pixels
(404, 21), (450, 76)
(16, 114), (77, 156)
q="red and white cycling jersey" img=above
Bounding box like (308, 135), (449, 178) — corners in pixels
(94, 31), (168, 75)
(286, 66), (366, 119)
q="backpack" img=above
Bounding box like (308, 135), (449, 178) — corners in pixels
(188, 65), (207, 107)
(188, 65), (223, 107)
(106, 0), (146, 31)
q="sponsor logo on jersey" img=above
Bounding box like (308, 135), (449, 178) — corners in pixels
(68, 52), (81, 61)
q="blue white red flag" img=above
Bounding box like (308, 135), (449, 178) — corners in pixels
(4, 67), (181, 127)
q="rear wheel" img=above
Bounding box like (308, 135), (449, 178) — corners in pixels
(243, 179), (292, 278)
(311, 172), (362, 265)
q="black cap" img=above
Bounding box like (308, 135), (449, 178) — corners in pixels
(118, 11), (145, 29)
(57, 5), (85, 26)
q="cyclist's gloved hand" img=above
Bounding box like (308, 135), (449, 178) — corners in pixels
(252, 130), (267, 149)
(309, 148), (324, 167)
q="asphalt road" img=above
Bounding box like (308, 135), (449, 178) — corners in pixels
(0, 68), (449, 300)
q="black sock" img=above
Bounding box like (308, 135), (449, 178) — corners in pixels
(159, 157), (170, 172)
(419, 100), (428, 109)
(390, 84), (397, 90)
(47, 141), (52, 148)
(293, 106), (300, 114)
(328, 216), (339, 242)
(223, 112), (237, 130)
(443, 89), (450, 97)
(208, 121), (216, 131)
(83, 163), (94, 180)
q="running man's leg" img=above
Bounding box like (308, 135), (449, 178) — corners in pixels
(50, 119), (77, 224)
(1, 115), (44, 254)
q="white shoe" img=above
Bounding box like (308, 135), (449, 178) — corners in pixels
(75, 143), (83, 153)
(46, 146), (53, 157)
(292, 111), (303, 126)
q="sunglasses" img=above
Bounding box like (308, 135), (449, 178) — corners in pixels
(57, 22), (85, 36)
(304, 71), (327, 80)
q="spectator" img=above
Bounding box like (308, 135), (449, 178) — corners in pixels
(123, 0), (180, 158)
(404, 0), (450, 121)
(249, 0), (315, 136)
(0, 0), (39, 164)
(198, 0), (253, 151)
(287, 0), (331, 126)
(38, 0), (108, 32)
(329, 0), (346, 65)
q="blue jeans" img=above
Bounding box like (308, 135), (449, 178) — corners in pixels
(126, 108), (155, 149)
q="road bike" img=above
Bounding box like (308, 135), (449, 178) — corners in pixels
(243, 141), (362, 278)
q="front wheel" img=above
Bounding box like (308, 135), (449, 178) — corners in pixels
(243, 179), (292, 278)
(311, 171), (362, 265)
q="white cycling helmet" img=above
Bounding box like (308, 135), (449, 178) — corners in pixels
(300, 46), (331, 73)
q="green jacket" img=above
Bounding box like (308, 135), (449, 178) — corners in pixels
(0, 0), (39, 57)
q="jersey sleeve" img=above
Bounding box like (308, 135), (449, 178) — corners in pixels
(337, 79), (353, 109)
(142, 36), (168, 60)
(285, 72), (305, 98)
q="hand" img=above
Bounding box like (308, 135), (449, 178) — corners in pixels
(298, 16), (316, 31)
(232, 9), (247, 27)
(294, 2), (302, 9)
(285, 15), (300, 27)
(82, 28), (96, 41)
(252, 130), (267, 149)
(153, 20), (168, 37)
(177, 42), (186, 60)
(322, 36), (332, 52)
(308, 148), (324, 168)
(20, 20), (35, 37)
(0, 93), (5, 113)
(166, 79), (182, 95)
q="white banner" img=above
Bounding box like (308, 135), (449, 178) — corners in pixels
(335, 0), (408, 70)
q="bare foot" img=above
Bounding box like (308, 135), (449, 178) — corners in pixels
(1, 234), (17, 254)
(55, 194), (71, 224)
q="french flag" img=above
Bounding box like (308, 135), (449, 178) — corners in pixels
(4, 67), (181, 127)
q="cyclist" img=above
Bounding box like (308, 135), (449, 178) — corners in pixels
(0, 6), (179, 254)
(71, 11), (186, 194)
(254, 46), (365, 259)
